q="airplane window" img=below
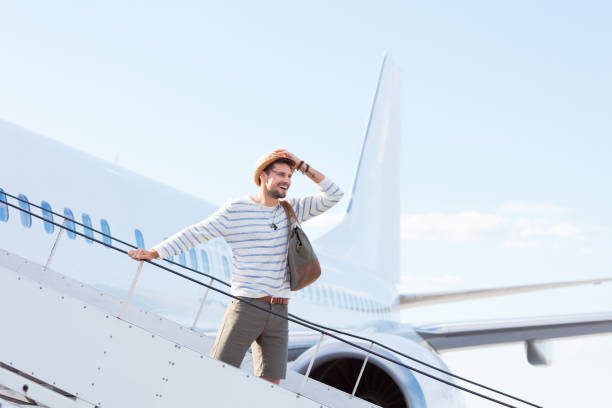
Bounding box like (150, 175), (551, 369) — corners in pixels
(41, 201), (54, 233)
(63, 208), (76, 239)
(82, 214), (94, 244)
(178, 252), (186, 266)
(134, 229), (145, 249)
(367, 299), (374, 313)
(329, 288), (336, 307)
(336, 290), (343, 307)
(0, 188), (9, 222)
(313, 285), (320, 302)
(18, 194), (32, 228)
(189, 248), (198, 270)
(322, 286), (329, 305)
(350, 295), (358, 311)
(356, 296), (364, 312)
(100, 219), (112, 245)
(221, 256), (230, 279)
(200, 250), (210, 273)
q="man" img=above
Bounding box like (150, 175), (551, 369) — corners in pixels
(128, 149), (343, 384)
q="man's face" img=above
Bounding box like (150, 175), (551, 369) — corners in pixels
(263, 163), (292, 199)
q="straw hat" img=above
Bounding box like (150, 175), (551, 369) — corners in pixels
(253, 152), (296, 186)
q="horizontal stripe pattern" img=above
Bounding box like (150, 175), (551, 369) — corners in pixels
(152, 177), (343, 297)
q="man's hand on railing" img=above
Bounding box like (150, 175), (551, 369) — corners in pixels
(128, 249), (159, 261)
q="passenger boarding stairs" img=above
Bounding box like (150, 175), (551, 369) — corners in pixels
(0, 249), (379, 408)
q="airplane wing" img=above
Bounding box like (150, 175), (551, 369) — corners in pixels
(415, 311), (612, 362)
(399, 277), (612, 307)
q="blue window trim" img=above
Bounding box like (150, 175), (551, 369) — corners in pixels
(200, 250), (210, 273)
(64, 208), (76, 239)
(82, 214), (94, 244)
(221, 256), (230, 279)
(100, 219), (112, 245)
(18, 194), (32, 228)
(0, 188), (8, 222)
(135, 229), (145, 249)
(41, 201), (54, 234)
(189, 248), (198, 270)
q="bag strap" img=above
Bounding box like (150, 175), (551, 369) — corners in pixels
(280, 200), (300, 226)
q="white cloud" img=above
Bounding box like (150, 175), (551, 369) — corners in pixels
(513, 219), (581, 238)
(401, 205), (583, 249)
(401, 211), (506, 242)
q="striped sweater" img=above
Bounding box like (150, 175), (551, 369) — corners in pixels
(152, 177), (344, 298)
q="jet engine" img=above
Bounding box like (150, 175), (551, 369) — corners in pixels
(290, 330), (465, 408)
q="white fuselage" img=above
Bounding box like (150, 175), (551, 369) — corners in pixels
(1, 124), (398, 331)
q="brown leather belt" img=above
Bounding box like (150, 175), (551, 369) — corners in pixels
(259, 296), (289, 305)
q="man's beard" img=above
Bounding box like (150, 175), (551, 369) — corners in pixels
(268, 187), (287, 199)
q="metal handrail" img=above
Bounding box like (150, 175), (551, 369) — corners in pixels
(0, 193), (541, 408)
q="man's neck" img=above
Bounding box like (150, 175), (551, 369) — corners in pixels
(251, 191), (279, 207)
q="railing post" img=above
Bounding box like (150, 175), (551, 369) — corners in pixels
(44, 219), (67, 270)
(298, 333), (325, 395)
(191, 277), (214, 330)
(120, 261), (144, 318)
(351, 342), (374, 398)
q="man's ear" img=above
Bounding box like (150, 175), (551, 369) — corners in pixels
(259, 171), (267, 185)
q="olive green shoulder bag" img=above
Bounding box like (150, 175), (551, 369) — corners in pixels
(280, 200), (321, 291)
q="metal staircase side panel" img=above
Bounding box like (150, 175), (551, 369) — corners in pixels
(0, 264), (326, 408)
(4, 250), (217, 356)
(0, 250), (380, 408)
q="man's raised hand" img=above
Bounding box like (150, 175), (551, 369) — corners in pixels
(128, 248), (159, 261)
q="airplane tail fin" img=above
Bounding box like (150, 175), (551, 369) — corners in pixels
(315, 54), (401, 283)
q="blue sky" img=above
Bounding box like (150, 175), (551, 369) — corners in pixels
(1, 1), (611, 406)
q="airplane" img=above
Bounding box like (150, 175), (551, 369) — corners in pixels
(1, 54), (611, 408)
